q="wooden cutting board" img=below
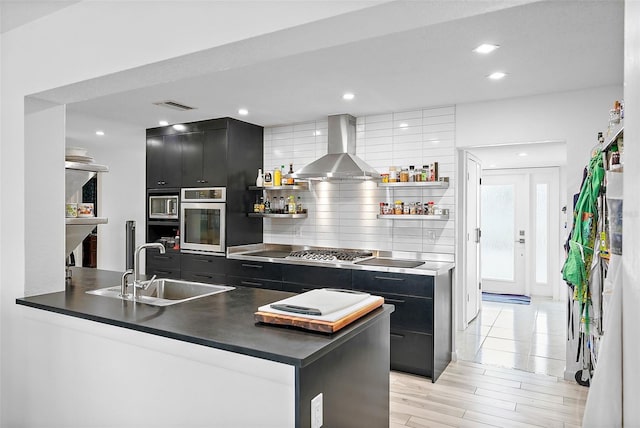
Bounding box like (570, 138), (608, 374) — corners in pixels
(255, 296), (384, 333)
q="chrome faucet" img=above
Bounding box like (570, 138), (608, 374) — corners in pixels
(133, 242), (166, 301)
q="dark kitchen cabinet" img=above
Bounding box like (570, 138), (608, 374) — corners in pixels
(353, 269), (451, 382)
(146, 118), (263, 276)
(147, 134), (182, 189)
(181, 128), (227, 187)
(226, 259), (283, 291)
(145, 248), (181, 279)
(282, 264), (352, 293)
(181, 253), (227, 285)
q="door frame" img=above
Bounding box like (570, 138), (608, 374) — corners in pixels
(481, 167), (560, 298)
(456, 150), (482, 329)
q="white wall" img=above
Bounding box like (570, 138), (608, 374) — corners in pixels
(622, 0), (640, 423)
(17, 306), (295, 427)
(264, 106), (456, 253)
(66, 113), (146, 272)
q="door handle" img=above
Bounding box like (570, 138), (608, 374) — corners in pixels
(515, 238), (525, 244)
(475, 228), (481, 243)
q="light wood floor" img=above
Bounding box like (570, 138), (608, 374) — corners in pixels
(390, 360), (588, 428)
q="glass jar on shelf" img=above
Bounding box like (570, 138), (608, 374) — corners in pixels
(400, 168), (409, 182)
(394, 200), (403, 215)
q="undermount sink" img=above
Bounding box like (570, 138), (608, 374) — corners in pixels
(86, 279), (234, 306)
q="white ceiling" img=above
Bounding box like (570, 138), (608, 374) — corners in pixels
(0, 0), (79, 33)
(54, 0), (623, 166)
(467, 141), (567, 170)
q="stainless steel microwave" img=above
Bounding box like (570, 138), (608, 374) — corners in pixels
(149, 195), (179, 219)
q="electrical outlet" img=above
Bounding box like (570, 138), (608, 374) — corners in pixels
(427, 230), (436, 243)
(311, 393), (323, 428)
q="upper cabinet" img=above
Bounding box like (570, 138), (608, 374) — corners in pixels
(146, 134), (182, 188)
(181, 128), (228, 187)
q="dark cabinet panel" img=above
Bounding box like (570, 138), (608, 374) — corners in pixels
(390, 330), (433, 377)
(376, 292), (433, 334)
(146, 267), (181, 280)
(282, 264), (352, 289)
(146, 135), (181, 188)
(181, 270), (226, 285)
(226, 259), (282, 281)
(181, 131), (206, 187)
(353, 270), (433, 298)
(202, 128), (227, 186)
(227, 276), (283, 291)
(181, 253), (227, 274)
(145, 249), (181, 269)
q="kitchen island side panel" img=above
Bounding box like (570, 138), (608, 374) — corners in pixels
(296, 311), (391, 428)
(433, 269), (452, 382)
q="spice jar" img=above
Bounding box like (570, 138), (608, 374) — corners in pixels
(409, 203), (416, 215)
(381, 173), (389, 183)
(389, 167), (398, 183)
(403, 204), (410, 215)
(427, 201), (434, 215)
(380, 202), (385, 215)
(415, 202), (423, 215)
(400, 168), (409, 182)
(421, 165), (429, 182)
(394, 200), (403, 215)
(409, 166), (416, 182)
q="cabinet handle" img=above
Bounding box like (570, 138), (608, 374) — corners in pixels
(241, 280), (262, 287)
(193, 274), (212, 279)
(195, 258), (212, 263)
(153, 255), (170, 260)
(155, 270), (171, 275)
(374, 276), (405, 282)
(201, 180), (208, 184)
(242, 264), (263, 269)
(384, 298), (405, 305)
(390, 333), (405, 339)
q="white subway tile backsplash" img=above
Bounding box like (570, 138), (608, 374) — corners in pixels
(262, 105), (456, 254)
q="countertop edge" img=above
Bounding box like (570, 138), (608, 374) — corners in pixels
(16, 291), (394, 368)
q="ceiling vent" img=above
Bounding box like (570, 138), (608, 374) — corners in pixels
(152, 100), (197, 111)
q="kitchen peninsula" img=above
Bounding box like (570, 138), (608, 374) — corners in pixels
(16, 268), (392, 428)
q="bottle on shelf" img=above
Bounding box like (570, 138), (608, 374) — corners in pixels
(297, 196), (303, 214)
(287, 163), (295, 185)
(279, 196), (285, 213)
(256, 168), (264, 187)
(280, 165), (287, 186)
(288, 195), (296, 214)
(273, 166), (282, 187)
(409, 165), (416, 182)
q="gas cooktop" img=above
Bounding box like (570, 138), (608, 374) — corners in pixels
(287, 249), (373, 263)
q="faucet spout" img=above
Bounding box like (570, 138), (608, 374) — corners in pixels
(132, 243), (166, 301)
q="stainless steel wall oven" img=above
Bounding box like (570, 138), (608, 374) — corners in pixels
(180, 187), (226, 253)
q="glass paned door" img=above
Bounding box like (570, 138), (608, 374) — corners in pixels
(481, 174), (527, 295)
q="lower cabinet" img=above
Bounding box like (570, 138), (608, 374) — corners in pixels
(282, 264), (352, 294)
(181, 253), (227, 284)
(390, 330), (434, 377)
(353, 269), (451, 382)
(146, 248), (181, 279)
(226, 276), (283, 291)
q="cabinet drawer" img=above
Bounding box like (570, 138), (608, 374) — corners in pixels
(181, 253), (227, 275)
(181, 270), (227, 285)
(390, 329), (433, 377)
(146, 267), (181, 280)
(353, 270), (433, 298)
(146, 249), (181, 269)
(226, 260), (282, 281)
(282, 265), (352, 288)
(227, 276), (283, 291)
(377, 292), (433, 333)
(282, 282), (327, 294)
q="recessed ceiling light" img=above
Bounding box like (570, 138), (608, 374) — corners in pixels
(517, 152), (528, 157)
(489, 164), (497, 168)
(314, 130), (322, 136)
(488, 72), (507, 80)
(159, 120), (169, 126)
(172, 124), (186, 131)
(473, 44), (500, 54)
(399, 123), (408, 129)
(342, 92), (355, 101)
(95, 130), (105, 136)
(238, 108), (249, 116)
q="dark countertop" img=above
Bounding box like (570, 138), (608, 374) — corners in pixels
(16, 267), (392, 368)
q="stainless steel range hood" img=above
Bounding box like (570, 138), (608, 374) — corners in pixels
(291, 114), (380, 180)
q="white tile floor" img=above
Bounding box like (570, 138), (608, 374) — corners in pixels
(457, 297), (567, 377)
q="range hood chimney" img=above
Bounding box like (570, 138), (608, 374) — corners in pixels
(291, 114), (380, 180)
